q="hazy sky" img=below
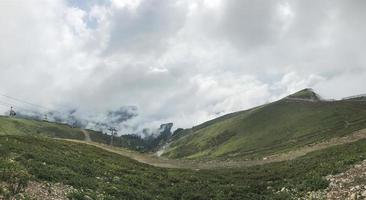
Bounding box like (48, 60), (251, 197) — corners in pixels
(0, 0), (366, 133)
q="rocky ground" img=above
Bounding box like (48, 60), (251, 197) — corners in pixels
(274, 159), (366, 199)
(302, 159), (366, 199)
(0, 181), (75, 200)
(325, 160), (366, 199)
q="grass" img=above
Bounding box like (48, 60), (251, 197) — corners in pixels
(0, 116), (149, 152)
(163, 97), (366, 160)
(2, 135), (366, 199)
(0, 116), (84, 140)
(1, 89), (366, 199)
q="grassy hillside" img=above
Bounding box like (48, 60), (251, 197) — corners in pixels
(0, 116), (149, 151)
(2, 135), (366, 199)
(0, 116), (84, 140)
(163, 89), (366, 159)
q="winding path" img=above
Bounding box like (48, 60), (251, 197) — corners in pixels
(63, 128), (366, 170)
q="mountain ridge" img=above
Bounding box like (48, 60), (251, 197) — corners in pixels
(2, 89), (366, 199)
(160, 89), (366, 160)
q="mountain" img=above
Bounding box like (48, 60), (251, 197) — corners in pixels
(161, 89), (366, 160)
(343, 94), (366, 101)
(3, 90), (366, 199)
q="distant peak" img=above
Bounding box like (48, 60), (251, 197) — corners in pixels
(284, 88), (321, 102)
(294, 88), (315, 94)
(343, 94), (366, 101)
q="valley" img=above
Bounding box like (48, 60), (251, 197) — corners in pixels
(1, 89), (366, 199)
(2, 0), (366, 199)
(63, 127), (366, 170)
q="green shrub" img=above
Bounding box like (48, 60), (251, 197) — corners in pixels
(2, 135), (366, 199)
(299, 176), (329, 191)
(0, 158), (31, 195)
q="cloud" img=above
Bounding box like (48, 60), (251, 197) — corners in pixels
(0, 0), (366, 134)
(107, 106), (138, 124)
(103, 0), (188, 56)
(218, 0), (282, 49)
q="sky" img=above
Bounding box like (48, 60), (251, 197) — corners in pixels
(0, 0), (366, 134)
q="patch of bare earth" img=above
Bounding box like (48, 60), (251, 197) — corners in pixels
(325, 160), (366, 200)
(1, 181), (75, 200)
(24, 181), (75, 200)
(81, 129), (91, 142)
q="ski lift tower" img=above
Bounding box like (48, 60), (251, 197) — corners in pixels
(108, 127), (117, 146)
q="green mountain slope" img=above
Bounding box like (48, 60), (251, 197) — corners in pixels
(0, 116), (175, 154)
(0, 116), (84, 140)
(3, 133), (366, 199)
(162, 89), (366, 159)
(0, 116), (151, 151)
(2, 90), (366, 198)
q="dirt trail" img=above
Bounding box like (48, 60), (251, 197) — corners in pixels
(81, 129), (91, 142)
(61, 139), (194, 169)
(263, 128), (366, 162)
(283, 97), (319, 102)
(62, 128), (366, 170)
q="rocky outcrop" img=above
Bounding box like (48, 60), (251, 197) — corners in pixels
(159, 123), (174, 137)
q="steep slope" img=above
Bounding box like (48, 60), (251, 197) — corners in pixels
(162, 89), (366, 159)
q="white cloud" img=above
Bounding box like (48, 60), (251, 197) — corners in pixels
(0, 0), (366, 134)
(111, 0), (142, 10)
